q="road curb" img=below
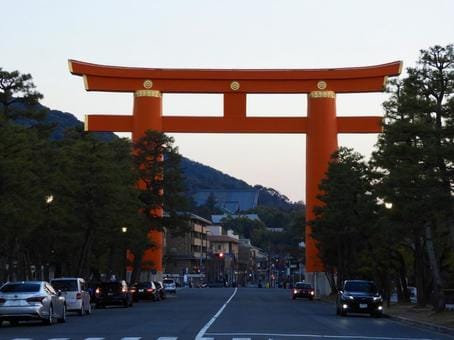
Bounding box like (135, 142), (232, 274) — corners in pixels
(387, 314), (454, 337)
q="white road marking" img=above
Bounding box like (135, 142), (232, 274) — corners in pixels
(206, 333), (434, 340)
(195, 287), (238, 340)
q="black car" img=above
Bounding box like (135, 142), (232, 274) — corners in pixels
(336, 280), (383, 317)
(95, 281), (133, 308)
(154, 281), (166, 300)
(292, 282), (315, 300)
(135, 281), (161, 301)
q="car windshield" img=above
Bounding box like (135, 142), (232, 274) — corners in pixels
(295, 283), (312, 289)
(51, 280), (78, 291)
(163, 279), (174, 284)
(137, 282), (152, 288)
(0, 283), (40, 293)
(344, 281), (377, 293)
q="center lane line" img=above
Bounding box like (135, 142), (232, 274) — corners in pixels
(195, 287), (238, 340)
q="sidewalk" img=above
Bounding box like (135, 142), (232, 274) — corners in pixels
(320, 295), (454, 336)
(384, 302), (454, 336)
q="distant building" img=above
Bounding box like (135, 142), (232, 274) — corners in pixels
(211, 213), (261, 224)
(164, 213), (211, 283)
(193, 189), (259, 214)
(206, 231), (239, 285)
(266, 227), (284, 233)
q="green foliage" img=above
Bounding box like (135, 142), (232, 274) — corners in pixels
(311, 147), (377, 288)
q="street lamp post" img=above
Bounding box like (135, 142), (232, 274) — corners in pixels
(45, 194), (54, 280)
(121, 227), (128, 281)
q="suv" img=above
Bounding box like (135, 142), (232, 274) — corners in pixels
(95, 281), (133, 308)
(336, 280), (383, 317)
(135, 281), (161, 301)
(162, 278), (177, 294)
(51, 277), (91, 315)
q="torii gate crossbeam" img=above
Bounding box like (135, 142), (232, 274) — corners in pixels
(69, 60), (401, 293)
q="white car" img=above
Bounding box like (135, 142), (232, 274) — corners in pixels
(51, 278), (91, 315)
(162, 278), (177, 294)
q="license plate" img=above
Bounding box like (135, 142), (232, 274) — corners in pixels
(139, 289), (144, 292)
(359, 303), (368, 308)
(107, 292), (113, 296)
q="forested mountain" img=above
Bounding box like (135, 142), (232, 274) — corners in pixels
(19, 104), (298, 209)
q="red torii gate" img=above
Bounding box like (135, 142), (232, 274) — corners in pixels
(69, 60), (401, 290)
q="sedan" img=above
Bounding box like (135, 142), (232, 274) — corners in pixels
(292, 282), (315, 300)
(0, 281), (66, 326)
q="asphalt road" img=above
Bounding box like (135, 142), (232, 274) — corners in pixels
(0, 287), (452, 340)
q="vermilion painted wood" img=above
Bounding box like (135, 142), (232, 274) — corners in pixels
(70, 59), (401, 275)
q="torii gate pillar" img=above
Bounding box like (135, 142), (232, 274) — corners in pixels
(306, 91), (338, 295)
(132, 90), (164, 275)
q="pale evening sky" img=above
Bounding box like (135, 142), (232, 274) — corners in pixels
(2, 0), (453, 202)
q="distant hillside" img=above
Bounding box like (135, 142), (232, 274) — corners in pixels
(14, 103), (298, 209)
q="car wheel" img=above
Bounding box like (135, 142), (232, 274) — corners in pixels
(123, 299), (129, 308)
(44, 305), (53, 325)
(57, 305), (66, 323)
(340, 309), (347, 316)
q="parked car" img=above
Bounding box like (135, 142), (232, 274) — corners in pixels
(51, 277), (91, 316)
(154, 281), (166, 300)
(0, 281), (66, 326)
(95, 281), (133, 308)
(162, 278), (177, 294)
(292, 282), (315, 300)
(336, 280), (383, 317)
(135, 281), (161, 301)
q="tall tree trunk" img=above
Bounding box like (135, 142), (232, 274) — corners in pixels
(77, 227), (93, 277)
(424, 221), (445, 312)
(414, 235), (426, 307)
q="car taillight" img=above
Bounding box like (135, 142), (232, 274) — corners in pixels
(310, 291), (315, 295)
(293, 289), (297, 294)
(147, 288), (154, 292)
(26, 296), (46, 304)
(76, 292), (82, 299)
(130, 288), (136, 292)
(95, 288), (101, 295)
(122, 287), (128, 293)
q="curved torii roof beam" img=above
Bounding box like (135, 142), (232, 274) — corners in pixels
(69, 60), (402, 94)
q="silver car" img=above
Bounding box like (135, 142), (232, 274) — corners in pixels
(0, 281), (66, 326)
